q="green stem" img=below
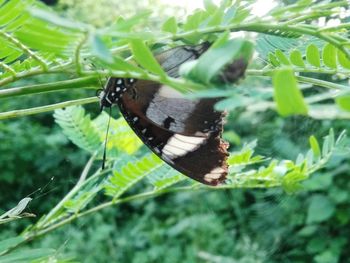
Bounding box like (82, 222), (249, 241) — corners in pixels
(26, 181), (281, 240)
(0, 64), (72, 87)
(0, 97), (98, 120)
(74, 32), (89, 74)
(247, 67), (350, 76)
(319, 22), (350, 32)
(297, 76), (350, 91)
(38, 153), (97, 228)
(0, 76), (98, 99)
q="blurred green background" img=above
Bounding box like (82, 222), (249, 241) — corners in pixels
(0, 0), (349, 262)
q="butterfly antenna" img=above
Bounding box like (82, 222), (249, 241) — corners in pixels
(102, 107), (112, 169)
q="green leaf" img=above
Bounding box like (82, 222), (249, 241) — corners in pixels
(207, 6), (224, 27)
(309, 135), (321, 158)
(104, 154), (164, 199)
(29, 8), (87, 30)
(100, 55), (145, 74)
(162, 17), (177, 34)
(282, 169), (308, 193)
(204, 0), (217, 12)
(306, 44), (321, 67)
(214, 95), (248, 111)
(297, 0), (313, 5)
(230, 5), (250, 24)
(329, 187), (348, 204)
(337, 49), (350, 69)
(0, 237), (25, 254)
(129, 39), (166, 76)
(93, 113), (143, 155)
(54, 106), (101, 153)
(185, 35), (253, 84)
(307, 194), (335, 224)
(290, 49), (305, 67)
(322, 44), (337, 69)
(335, 94), (350, 111)
(188, 89), (233, 99)
(314, 250), (339, 263)
(222, 5), (237, 25)
(275, 49), (291, 65)
(110, 11), (152, 32)
(307, 237), (327, 254)
(183, 10), (209, 31)
(298, 225), (318, 237)
(182, 10), (210, 43)
(303, 173), (332, 191)
(0, 0), (25, 26)
(0, 248), (56, 263)
(148, 166), (184, 190)
(268, 53), (280, 67)
(272, 67), (308, 116)
(89, 34), (113, 64)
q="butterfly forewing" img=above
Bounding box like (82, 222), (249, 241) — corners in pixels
(100, 43), (229, 185)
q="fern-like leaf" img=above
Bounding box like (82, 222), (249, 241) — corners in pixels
(104, 153), (164, 199)
(267, 43), (350, 73)
(54, 106), (101, 153)
(93, 112), (143, 156)
(225, 130), (347, 192)
(147, 165), (184, 190)
(0, 1), (82, 86)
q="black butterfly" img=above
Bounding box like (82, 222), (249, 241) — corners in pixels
(99, 43), (229, 186)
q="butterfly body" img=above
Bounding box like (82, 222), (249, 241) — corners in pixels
(99, 44), (229, 186)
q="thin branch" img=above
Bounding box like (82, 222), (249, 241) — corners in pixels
(74, 32), (89, 74)
(0, 97), (98, 120)
(297, 76), (350, 91)
(37, 153), (98, 228)
(0, 76), (98, 99)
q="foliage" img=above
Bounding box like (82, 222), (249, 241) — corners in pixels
(0, 0), (350, 262)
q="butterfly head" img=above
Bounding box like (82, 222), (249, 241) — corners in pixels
(97, 78), (135, 111)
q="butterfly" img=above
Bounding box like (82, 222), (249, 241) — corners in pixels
(99, 43), (230, 186)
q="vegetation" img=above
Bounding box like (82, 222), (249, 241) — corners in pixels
(0, 0), (349, 262)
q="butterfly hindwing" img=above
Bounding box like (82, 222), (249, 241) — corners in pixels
(118, 101), (228, 185)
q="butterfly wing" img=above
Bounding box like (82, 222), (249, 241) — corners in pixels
(106, 78), (224, 136)
(118, 98), (228, 185)
(101, 43), (229, 185)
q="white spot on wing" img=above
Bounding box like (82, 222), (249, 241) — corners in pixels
(173, 134), (206, 144)
(117, 79), (122, 84)
(162, 134), (206, 159)
(204, 167), (226, 182)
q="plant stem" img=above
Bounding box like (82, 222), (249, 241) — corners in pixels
(0, 76), (98, 99)
(297, 76), (350, 91)
(0, 97), (98, 120)
(37, 153), (98, 228)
